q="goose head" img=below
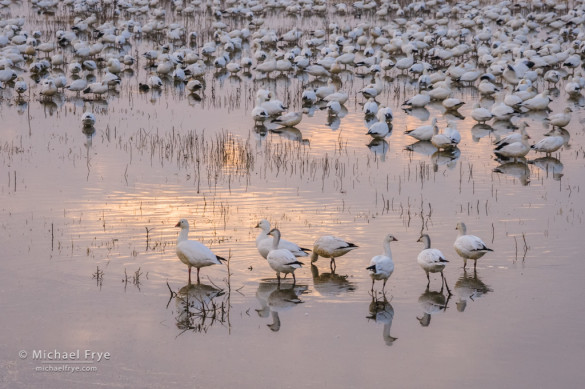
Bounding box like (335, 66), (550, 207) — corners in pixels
(455, 222), (467, 234)
(175, 219), (189, 229)
(255, 219), (271, 232)
(417, 234), (431, 248)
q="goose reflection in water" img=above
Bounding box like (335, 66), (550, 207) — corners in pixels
(403, 107), (430, 121)
(471, 123), (493, 142)
(431, 147), (460, 172)
(528, 156), (564, 181)
(83, 125), (96, 149)
(417, 285), (451, 327)
(16, 101), (28, 115)
(493, 160), (530, 186)
(367, 138), (389, 162)
(255, 280), (307, 332)
(269, 126), (309, 145)
(310, 264), (356, 297)
(366, 295), (397, 346)
(405, 140), (437, 157)
(454, 269), (493, 313)
(174, 283), (226, 332)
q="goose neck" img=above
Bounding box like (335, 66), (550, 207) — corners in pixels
(383, 240), (393, 258)
(421, 235), (431, 249)
(271, 231), (281, 250)
(177, 227), (189, 243)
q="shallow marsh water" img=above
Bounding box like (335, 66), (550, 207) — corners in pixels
(1, 1), (585, 388)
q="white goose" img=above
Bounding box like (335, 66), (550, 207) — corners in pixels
(311, 235), (358, 271)
(366, 121), (390, 138)
(266, 229), (304, 284)
(402, 92), (430, 108)
(494, 133), (531, 161)
(431, 123), (459, 150)
(363, 98), (378, 116)
(377, 106), (393, 122)
(545, 107), (572, 128)
(442, 98), (465, 112)
(255, 219), (309, 258)
(404, 118), (437, 141)
(531, 130), (566, 155)
(454, 222), (493, 269)
(366, 234), (397, 292)
(175, 219), (225, 284)
(520, 90), (551, 111)
(471, 103), (494, 123)
(271, 112), (302, 127)
(323, 91), (349, 105)
(417, 234), (450, 290)
(81, 112), (96, 126)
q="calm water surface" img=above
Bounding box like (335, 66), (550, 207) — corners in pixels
(1, 1), (585, 388)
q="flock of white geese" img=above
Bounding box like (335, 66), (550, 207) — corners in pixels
(0, 1), (579, 288)
(0, 0), (580, 165)
(176, 217), (492, 293)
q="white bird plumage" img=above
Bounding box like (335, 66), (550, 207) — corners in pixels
(311, 235), (358, 271)
(266, 228), (304, 284)
(454, 222), (493, 269)
(405, 118), (437, 141)
(417, 234), (450, 292)
(255, 219), (309, 259)
(175, 219), (225, 284)
(367, 234), (397, 291)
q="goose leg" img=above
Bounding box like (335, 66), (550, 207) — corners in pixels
(292, 273), (296, 285)
(188, 267), (192, 284)
(442, 271), (453, 296)
(474, 260), (477, 270)
(382, 278), (387, 291)
(426, 272), (430, 287)
(371, 279), (375, 293)
(196, 268), (200, 284)
(330, 258), (336, 272)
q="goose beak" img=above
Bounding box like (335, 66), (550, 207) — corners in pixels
(175, 222), (181, 227)
(416, 236), (422, 242)
(254, 223), (260, 228)
(392, 237), (398, 241)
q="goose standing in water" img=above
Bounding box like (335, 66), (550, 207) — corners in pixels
(255, 219), (310, 259)
(266, 228), (304, 284)
(311, 236), (358, 271)
(175, 219), (226, 284)
(404, 118), (438, 141)
(545, 107), (572, 129)
(530, 129), (566, 156)
(417, 234), (451, 293)
(81, 112), (96, 126)
(494, 133), (531, 161)
(272, 111), (302, 127)
(454, 222), (493, 269)
(366, 234), (397, 292)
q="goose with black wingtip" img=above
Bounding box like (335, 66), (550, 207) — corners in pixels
(175, 219), (226, 284)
